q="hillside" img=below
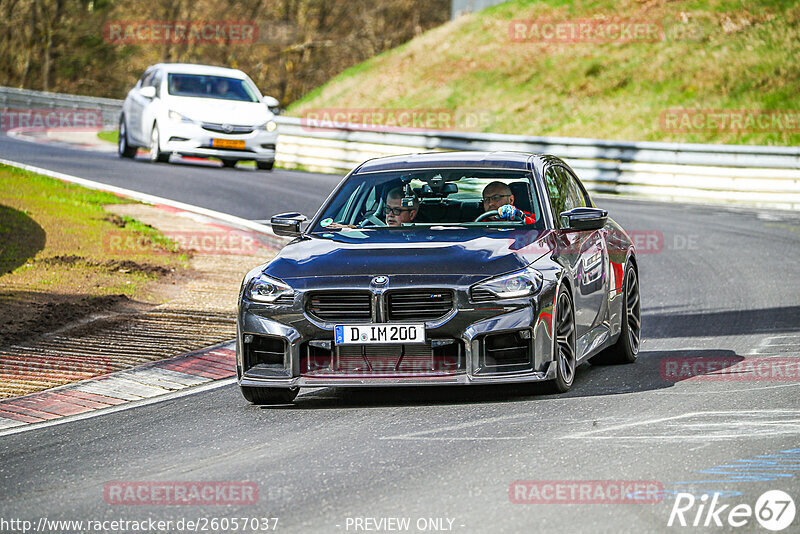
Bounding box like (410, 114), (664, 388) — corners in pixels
(288, 0), (800, 146)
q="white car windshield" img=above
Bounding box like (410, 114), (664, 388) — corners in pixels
(166, 74), (260, 102)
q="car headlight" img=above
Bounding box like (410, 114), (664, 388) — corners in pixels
(168, 110), (194, 123)
(472, 267), (543, 299)
(246, 273), (293, 303)
(260, 120), (277, 132)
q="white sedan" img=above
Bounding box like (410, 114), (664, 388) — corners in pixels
(119, 63), (279, 170)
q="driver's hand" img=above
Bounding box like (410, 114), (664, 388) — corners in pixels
(497, 204), (522, 220)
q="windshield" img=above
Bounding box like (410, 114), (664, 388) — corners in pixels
(312, 168), (544, 232)
(166, 74), (260, 102)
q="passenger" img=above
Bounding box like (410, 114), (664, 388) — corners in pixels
(216, 79), (231, 97)
(481, 181), (536, 224)
(384, 187), (418, 227)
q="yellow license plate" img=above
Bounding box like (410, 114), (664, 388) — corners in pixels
(211, 138), (245, 149)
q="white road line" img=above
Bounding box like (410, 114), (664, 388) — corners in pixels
(0, 417), (26, 429)
(561, 410), (800, 442)
(654, 382), (800, 394)
(0, 378), (236, 438)
(0, 157), (283, 238)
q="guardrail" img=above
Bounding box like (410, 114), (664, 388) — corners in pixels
(2, 86), (799, 209)
(0, 86), (124, 130)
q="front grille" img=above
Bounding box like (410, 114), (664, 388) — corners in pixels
(387, 289), (454, 322)
(470, 287), (495, 302)
(201, 122), (254, 134)
(301, 339), (464, 376)
(307, 291), (371, 322)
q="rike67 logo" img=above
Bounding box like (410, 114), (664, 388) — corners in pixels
(668, 490), (796, 531)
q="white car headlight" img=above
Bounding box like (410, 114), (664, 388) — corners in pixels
(168, 110), (195, 123)
(247, 273), (293, 303)
(260, 120), (277, 132)
(472, 267), (543, 299)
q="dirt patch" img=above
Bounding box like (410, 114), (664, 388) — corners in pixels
(0, 291), (138, 348)
(40, 254), (174, 277)
(103, 214), (128, 228)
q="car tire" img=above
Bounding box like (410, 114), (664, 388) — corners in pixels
(118, 117), (137, 159)
(240, 386), (298, 405)
(549, 288), (577, 393)
(256, 160), (274, 171)
(589, 264), (640, 365)
(149, 124), (170, 163)
(221, 159), (238, 168)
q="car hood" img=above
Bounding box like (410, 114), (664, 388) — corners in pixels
(264, 229), (552, 284)
(166, 97), (271, 126)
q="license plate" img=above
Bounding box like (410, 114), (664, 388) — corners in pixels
(211, 138), (245, 149)
(334, 324), (426, 345)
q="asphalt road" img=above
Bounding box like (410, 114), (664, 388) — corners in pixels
(2, 134), (800, 533)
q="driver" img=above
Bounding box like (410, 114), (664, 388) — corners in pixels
(384, 187), (418, 227)
(481, 181), (536, 224)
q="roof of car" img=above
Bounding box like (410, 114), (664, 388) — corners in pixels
(355, 151), (538, 173)
(150, 63), (249, 78)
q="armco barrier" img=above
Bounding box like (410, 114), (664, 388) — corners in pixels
(2, 86), (799, 209)
(0, 87), (125, 130)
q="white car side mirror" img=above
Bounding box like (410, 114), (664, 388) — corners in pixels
(140, 86), (156, 99)
(263, 95), (281, 115)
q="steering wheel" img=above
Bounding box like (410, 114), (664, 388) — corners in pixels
(475, 210), (498, 222)
(359, 213), (387, 227)
(475, 208), (525, 222)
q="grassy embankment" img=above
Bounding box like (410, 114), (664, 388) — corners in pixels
(289, 0), (800, 146)
(0, 164), (188, 347)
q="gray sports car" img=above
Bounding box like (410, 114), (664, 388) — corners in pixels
(237, 151), (640, 404)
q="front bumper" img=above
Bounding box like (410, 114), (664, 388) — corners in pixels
(159, 121), (277, 162)
(237, 277), (558, 388)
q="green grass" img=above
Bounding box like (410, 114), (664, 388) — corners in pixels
(97, 130), (118, 144)
(288, 0), (800, 146)
(0, 164), (187, 296)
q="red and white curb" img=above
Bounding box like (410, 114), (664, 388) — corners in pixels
(0, 341), (236, 432)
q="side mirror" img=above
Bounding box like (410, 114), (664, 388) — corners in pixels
(263, 95), (281, 115)
(271, 212), (307, 237)
(559, 207), (608, 231)
(139, 86), (156, 99)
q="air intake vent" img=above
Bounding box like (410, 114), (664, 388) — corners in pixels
(387, 290), (454, 322)
(274, 294), (294, 306)
(470, 287), (495, 302)
(307, 291), (371, 322)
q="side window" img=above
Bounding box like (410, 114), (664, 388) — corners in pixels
(544, 166), (567, 227)
(556, 167), (587, 209)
